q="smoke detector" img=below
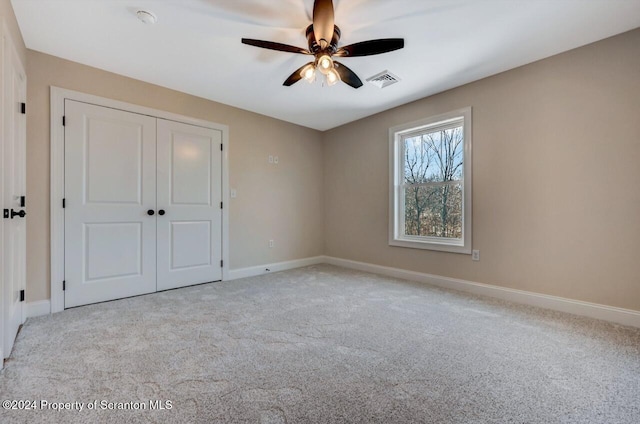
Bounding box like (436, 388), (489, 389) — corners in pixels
(366, 70), (400, 88)
(136, 10), (157, 24)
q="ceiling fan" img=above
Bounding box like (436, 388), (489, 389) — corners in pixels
(241, 0), (404, 89)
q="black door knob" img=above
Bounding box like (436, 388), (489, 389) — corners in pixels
(158, 209), (166, 216)
(147, 209), (155, 216)
(10, 209), (26, 219)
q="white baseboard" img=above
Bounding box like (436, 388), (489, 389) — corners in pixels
(325, 256), (640, 328)
(26, 300), (51, 318)
(26, 255), (640, 329)
(227, 256), (326, 281)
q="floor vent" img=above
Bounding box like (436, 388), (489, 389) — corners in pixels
(366, 70), (400, 88)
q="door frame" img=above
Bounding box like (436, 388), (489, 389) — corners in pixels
(50, 87), (230, 313)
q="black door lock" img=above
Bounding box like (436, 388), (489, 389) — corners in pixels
(10, 209), (26, 219)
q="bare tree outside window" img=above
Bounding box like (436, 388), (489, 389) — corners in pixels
(403, 126), (464, 239)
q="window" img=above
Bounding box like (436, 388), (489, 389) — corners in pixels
(389, 107), (472, 254)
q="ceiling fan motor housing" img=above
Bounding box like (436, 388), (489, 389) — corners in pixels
(306, 24), (341, 56)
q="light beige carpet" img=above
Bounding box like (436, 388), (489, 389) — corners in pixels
(1, 264), (639, 423)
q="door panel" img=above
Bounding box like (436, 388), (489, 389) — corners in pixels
(171, 133), (212, 205)
(84, 222), (142, 281)
(2, 34), (26, 359)
(157, 119), (222, 290)
(85, 119), (144, 204)
(171, 221), (211, 269)
(64, 100), (157, 308)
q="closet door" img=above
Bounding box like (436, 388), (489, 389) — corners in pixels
(2, 32), (27, 359)
(64, 100), (157, 308)
(156, 119), (222, 291)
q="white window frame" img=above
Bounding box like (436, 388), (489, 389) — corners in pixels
(388, 107), (472, 254)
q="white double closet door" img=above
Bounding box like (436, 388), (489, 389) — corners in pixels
(64, 100), (222, 308)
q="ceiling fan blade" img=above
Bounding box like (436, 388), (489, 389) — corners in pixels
(241, 38), (310, 55)
(283, 62), (315, 86)
(335, 38), (405, 57)
(312, 0), (335, 49)
(333, 61), (363, 89)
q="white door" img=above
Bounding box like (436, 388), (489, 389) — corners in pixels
(64, 100), (157, 308)
(2, 33), (27, 359)
(156, 119), (223, 291)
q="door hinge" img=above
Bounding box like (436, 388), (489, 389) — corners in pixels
(20, 290), (25, 302)
(220, 201), (223, 209)
(21, 102), (26, 114)
(62, 116), (66, 126)
(3, 209), (8, 219)
(220, 260), (223, 267)
(220, 143), (223, 151)
(20, 195), (26, 207)
(62, 198), (66, 208)
(63, 281), (66, 291)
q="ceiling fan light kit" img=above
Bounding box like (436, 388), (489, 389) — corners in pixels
(241, 0), (404, 89)
(325, 68), (340, 86)
(300, 64), (317, 83)
(317, 54), (333, 74)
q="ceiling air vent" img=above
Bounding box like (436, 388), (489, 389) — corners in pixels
(366, 70), (400, 88)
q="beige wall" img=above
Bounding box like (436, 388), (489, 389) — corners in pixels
(324, 29), (640, 311)
(26, 51), (324, 302)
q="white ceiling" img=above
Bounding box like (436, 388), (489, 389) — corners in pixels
(11, 0), (640, 131)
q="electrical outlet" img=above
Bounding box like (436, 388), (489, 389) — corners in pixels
(472, 250), (480, 261)
(268, 155), (274, 164)
(274, 156), (279, 164)
(269, 240), (274, 248)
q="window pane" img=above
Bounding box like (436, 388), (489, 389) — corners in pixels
(403, 135), (433, 184)
(404, 126), (464, 184)
(404, 183), (463, 239)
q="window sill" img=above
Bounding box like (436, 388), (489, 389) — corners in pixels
(389, 238), (471, 254)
